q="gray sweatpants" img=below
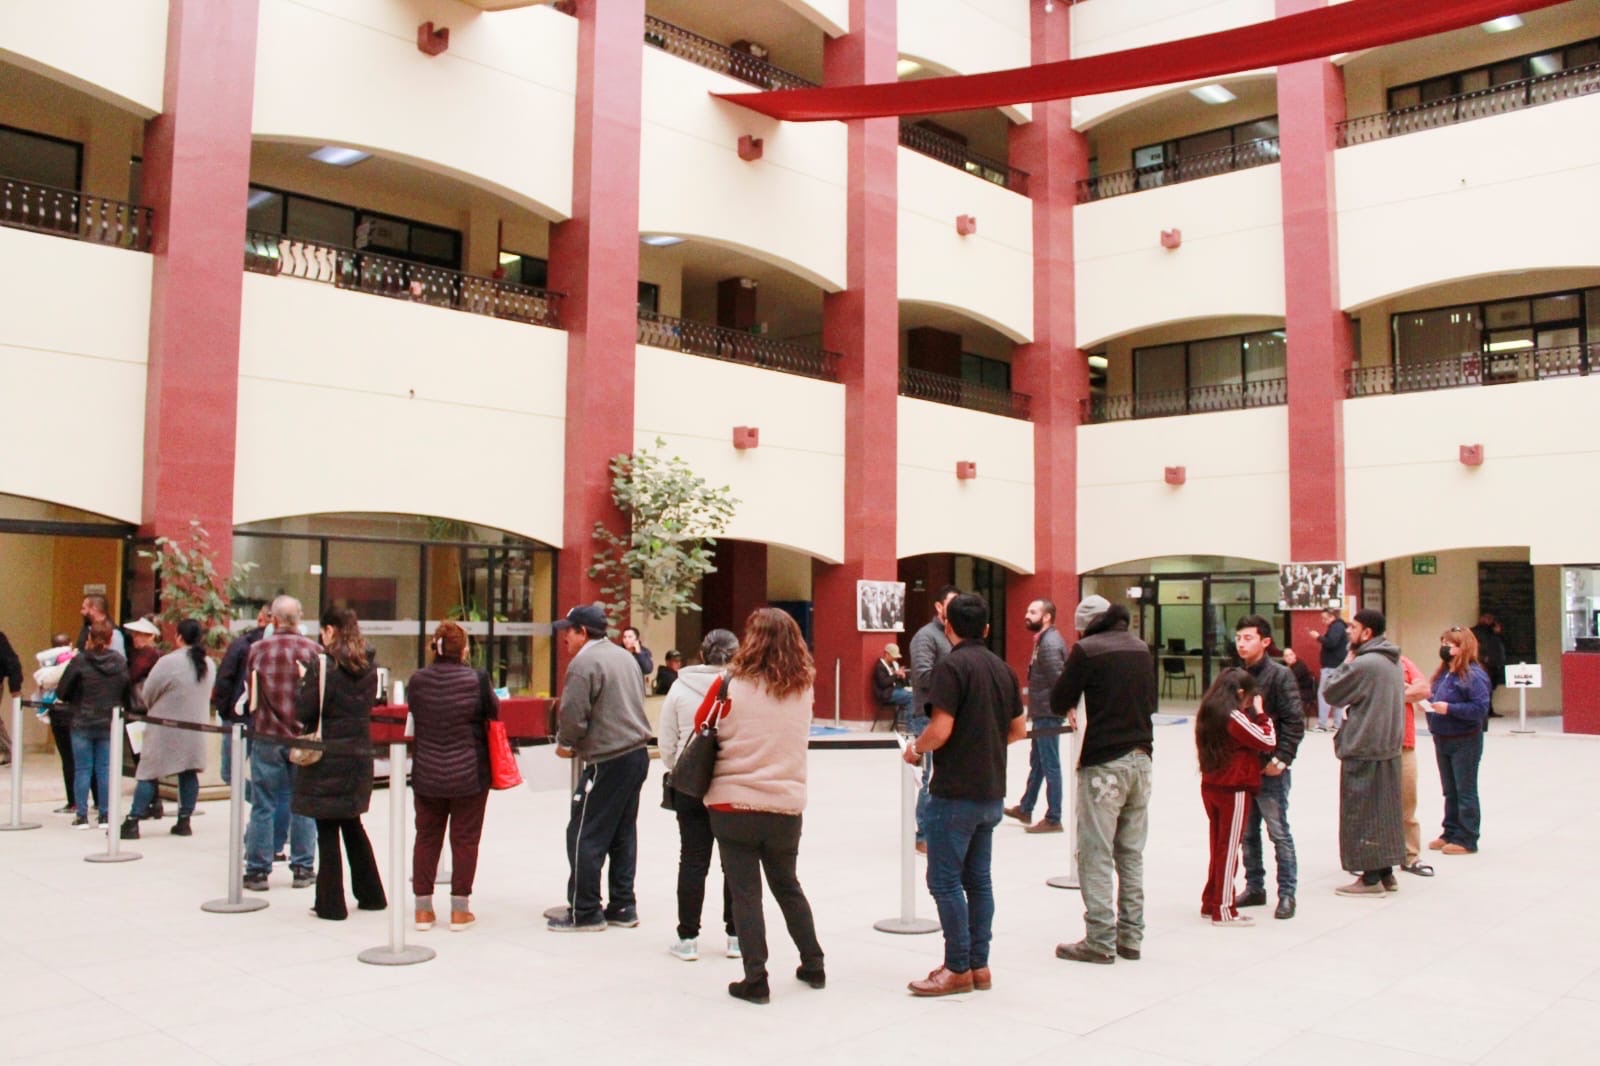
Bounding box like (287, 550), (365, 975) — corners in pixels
(1075, 751), (1153, 953)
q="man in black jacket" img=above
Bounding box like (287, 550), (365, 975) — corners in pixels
(212, 606), (270, 786)
(0, 627), (22, 765)
(1233, 615), (1305, 920)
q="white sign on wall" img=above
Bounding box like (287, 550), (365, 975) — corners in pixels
(1505, 663), (1542, 689)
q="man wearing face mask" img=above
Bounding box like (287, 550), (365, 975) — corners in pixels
(1320, 609), (1405, 897)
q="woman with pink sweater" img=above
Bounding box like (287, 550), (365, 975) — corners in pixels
(704, 608), (826, 1005)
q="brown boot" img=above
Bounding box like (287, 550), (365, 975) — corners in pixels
(972, 966), (992, 991)
(908, 966), (974, 997)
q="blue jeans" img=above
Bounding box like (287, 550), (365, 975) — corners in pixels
(907, 712), (931, 844)
(887, 688), (914, 728)
(131, 774), (198, 818)
(1317, 676), (1346, 730)
(71, 731), (111, 819)
(245, 743), (316, 875)
(1243, 768), (1297, 898)
(923, 796), (1003, 973)
(1434, 731), (1483, 850)
(1018, 716), (1064, 823)
(220, 729), (232, 786)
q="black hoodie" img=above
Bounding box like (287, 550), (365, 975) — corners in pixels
(1050, 610), (1158, 768)
(57, 648), (132, 734)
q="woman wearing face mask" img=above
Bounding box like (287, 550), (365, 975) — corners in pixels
(1426, 626), (1491, 856)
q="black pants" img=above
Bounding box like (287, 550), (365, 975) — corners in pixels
(314, 817), (386, 920)
(564, 748), (649, 922)
(671, 787), (734, 941)
(1360, 867), (1394, 886)
(51, 719), (98, 807)
(709, 810), (824, 983)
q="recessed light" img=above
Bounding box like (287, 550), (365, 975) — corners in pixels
(1486, 338), (1535, 352)
(1087, 355), (1109, 369)
(1190, 84), (1237, 105)
(896, 59), (922, 78)
(1480, 15), (1523, 33)
(308, 146), (372, 167)
(640, 234), (685, 247)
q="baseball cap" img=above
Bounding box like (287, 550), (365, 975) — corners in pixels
(552, 604), (608, 635)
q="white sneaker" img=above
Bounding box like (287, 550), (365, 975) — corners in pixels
(669, 937), (699, 962)
(1211, 914), (1255, 927)
(726, 936), (741, 959)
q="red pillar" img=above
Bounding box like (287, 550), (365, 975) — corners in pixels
(702, 541), (768, 634)
(1005, 3), (1090, 686)
(813, 0), (898, 720)
(548, 0), (645, 639)
(139, 0), (260, 572)
(1276, 0), (1355, 662)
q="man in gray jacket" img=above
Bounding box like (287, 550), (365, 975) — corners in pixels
(550, 604), (653, 932)
(1321, 608), (1405, 898)
(1005, 599), (1069, 833)
(907, 584), (961, 851)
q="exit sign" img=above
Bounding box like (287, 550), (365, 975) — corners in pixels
(1411, 556), (1437, 575)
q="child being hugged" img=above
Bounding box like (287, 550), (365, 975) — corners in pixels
(1196, 668), (1277, 926)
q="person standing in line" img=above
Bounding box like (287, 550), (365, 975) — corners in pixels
(0, 626), (21, 766)
(908, 584), (962, 853)
(1398, 653), (1435, 877)
(1051, 597), (1158, 965)
(658, 628), (740, 963)
(1232, 615), (1304, 921)
(1004, 598), (1069, 834)
(1307, 607), (1349, 732)
(213, 605), (271, 787)
(242, 595), (321, 892)
(905, 593), (1026, 997)
(56, 619), (132, 828)
(1281, 646), (1318, 734)
(74, 594), (125, 656)
(1321, 609), (1405, 897)
(122, 616), (165, 817)
(1195, 668), (1276, 926)
(120, 618), (213, 840)
(550, 605), (652, 932)
(705, 609), (825, 1005)
(408, 621), (496, 932)
(1427, 626), (1492, 856)
(33, 633), (80, 812)
(294, 607), (385, 921)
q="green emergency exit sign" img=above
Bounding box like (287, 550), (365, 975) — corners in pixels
(1412, 555), (1437, 575)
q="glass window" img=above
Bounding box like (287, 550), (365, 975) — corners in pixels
(961, 353), (1011, 391)
(0, 124), (81, 189)
(1389, 85), (1421, 110)
(409, 224), (459, 267)
(1243, 331), (1287, 379)
(1419, 76), (1454, 102)
(1534, 293), (1580, 324)
(638, 281), (660, 312)
(246, 187), (284, 234)
(1484, 300), (1531, 329)
(1176, 127), (1230, 159)
(1395, 305), (1478, 364)
(1135, 344), (1185, 394)
(128, 157), (142, 204)
(1188, 336), (1242, 389)
(1459, 69), (1491, 94)
(288, 197), (355, 247)
(1236, 117), (1279, 142)
(1587, 288), (1600, 346)
(1489, 61), (1525, 86)
(1528, 52), (1563, 77)
(1567, 41), (1600, 68)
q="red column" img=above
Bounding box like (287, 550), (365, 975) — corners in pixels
(1276, 0), (1355, 662)
(1006, 1), (1090, 686)
(812, 0), (898, 720)
(701, 541), (768, 634)
(139, 0), (260, 571)
(547, 0), (645, 636)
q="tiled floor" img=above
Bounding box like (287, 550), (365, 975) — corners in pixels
(3, 714), (1598, 1065)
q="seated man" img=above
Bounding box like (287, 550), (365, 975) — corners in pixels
(654, 650), (683, 696)
(873, 643), (914, 729)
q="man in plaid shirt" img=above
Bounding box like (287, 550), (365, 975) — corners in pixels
(242, 595), (322, 891)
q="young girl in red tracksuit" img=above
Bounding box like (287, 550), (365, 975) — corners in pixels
(1196, 668), (1277, 926)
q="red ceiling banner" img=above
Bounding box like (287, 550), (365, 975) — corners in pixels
(716, 1), (1570, 121)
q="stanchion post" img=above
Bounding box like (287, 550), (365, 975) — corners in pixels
(874, 741), (938, 935)
(204, 721), (267, 913)
(2, 696), (42, 832)
(1046, 725), (1080, 890)
(360, 725), (434, 965)
(86, 705), (139, 863)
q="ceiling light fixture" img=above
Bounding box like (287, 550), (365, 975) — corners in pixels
(1189, 84), (1237, 105)
(1087, 354), (1109, 369)
(308, 146), (372, 167)
(896, 58), (922, 78)
(1480, 15), (1523, 33)
(640, 234), (685, 247)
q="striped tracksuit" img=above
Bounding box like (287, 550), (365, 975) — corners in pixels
(1201, 707), (1276, 922)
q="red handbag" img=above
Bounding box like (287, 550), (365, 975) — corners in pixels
(488, 719), (521, 790)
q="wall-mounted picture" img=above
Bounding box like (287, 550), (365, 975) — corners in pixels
(856, 580), (906, 633)
(1278, 562), (1345, 611)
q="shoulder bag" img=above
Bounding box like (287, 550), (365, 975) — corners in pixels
(481, 670), (522, 790)
(667, 673), (731, 801)
(289, 655), (326, 767)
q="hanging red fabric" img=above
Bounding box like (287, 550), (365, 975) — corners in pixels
(715, 0), (1570, 122)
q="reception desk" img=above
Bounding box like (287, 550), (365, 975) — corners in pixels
(1561, 652), (1600, 734)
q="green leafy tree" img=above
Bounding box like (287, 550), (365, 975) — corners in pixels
(589, 438), (738, 626)
(138, 520), (256, 653)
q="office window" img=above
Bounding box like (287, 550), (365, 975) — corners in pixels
(960, 352), (1011, 391)
(0, 123), (81, 190)
(1387, 34), (1600, 110)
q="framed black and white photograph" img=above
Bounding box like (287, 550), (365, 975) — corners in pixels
(1277, 561), (1345, 611)
(856, 580), (906, 633)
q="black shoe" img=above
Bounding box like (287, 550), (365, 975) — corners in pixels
(273, 851), (287, 863)
(119, 818), (140, 841)
(1274, 896), (1296, 920)
(1116, 944), (1141, 961)
(147, 799), (164, 821)
(547, 910), (606, 933)
(291, 866), (315, 889)
(796, 965), (826, 989)
(1487, 710), (1502, 718)
(170, 816), (192, 837)
(1055, 940), (1114, 965)
(357, 899), (388, 911)
(728, 977), (770, 1004)
(243, 873), (269, 892)
(1236, 888), (1268, 908)
(604, 906), (639, 928)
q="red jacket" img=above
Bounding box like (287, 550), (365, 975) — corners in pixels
(1201, 707), (1278, 792)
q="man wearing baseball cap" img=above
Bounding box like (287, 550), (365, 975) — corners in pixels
(549, 604), (653, 932)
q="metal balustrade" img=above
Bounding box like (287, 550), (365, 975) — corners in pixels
(643, 15), (817, 91)
(898, 122), (1030, 195)
(0, 177), (152, 250)
(900, 366), (1032, 420)
(1337, 61), (1600, 146)
(1076, 137), (1280, 202)
(243, 231), (564, 328)
(1083, 376), (1287, 422)
(1345, 344), (1594, 397)
(637, 309), (840, 382)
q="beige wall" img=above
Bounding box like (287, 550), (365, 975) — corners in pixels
(1075, 163), (1284, 348)
(0, 0), (167, 115)
(233, 273), (568, 545)
(252, 0), (577, 218)
(898, 0), (1031, 122)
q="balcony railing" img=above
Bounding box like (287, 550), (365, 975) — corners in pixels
(0, 177), (152, 250)
(637, 309), (840, 382)
(1337, 61), (1600, 146)
(1083, 376), (1287, 422)
(899, 367), (1032, 420)
(899, 123), (1030, 195)
(644, 15), (817, 91)
(1345, 344), (1594, 397)
(243, 231), (564, 328)
(1076, 137), (1281, 202)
